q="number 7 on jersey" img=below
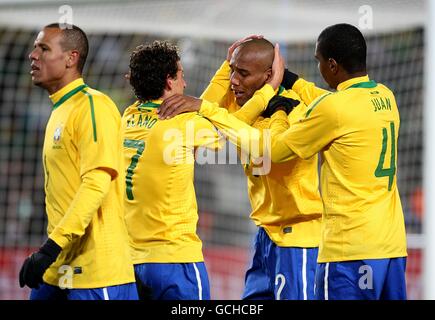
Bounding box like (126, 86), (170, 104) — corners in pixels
(124, 139), (145, 200)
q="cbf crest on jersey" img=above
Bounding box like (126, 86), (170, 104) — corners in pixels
(53, 124), (63, 149)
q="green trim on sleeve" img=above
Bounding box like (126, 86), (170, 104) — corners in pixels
(305, 93), (332, 118)
(81, 90), (97, 142)
(278, 85), (285, 95)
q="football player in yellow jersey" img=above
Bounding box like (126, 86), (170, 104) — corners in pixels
(270, 24), (407, 300)
(19, 23), (137, 300)
(159, 38), (323, 300)
(122, 41), (223, 300)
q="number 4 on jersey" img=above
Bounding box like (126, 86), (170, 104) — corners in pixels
(375, 122), (396, 191)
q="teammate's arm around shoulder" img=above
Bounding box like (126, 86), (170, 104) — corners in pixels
(269, 93), (338, 163)
(191, 115), (225, 151)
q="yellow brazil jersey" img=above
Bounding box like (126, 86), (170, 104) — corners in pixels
(201, 61), (322, 247)
(274, 75), (407, 262)
(42, 78), (135, 288)
(121, 100), (221, 264)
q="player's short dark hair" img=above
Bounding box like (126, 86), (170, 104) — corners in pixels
(239, 38), (274, 51)
(44, 23), (89, 73)
(317, 23), (367, 74)
(238, 38), (274, 69)
(129, 41), (179, 101)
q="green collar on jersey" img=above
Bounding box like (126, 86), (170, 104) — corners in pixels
(278, 85), (285, 95)
(139, 101), (160, 109)
(347, 80), (377, 89)
(52, 84), (88, 110)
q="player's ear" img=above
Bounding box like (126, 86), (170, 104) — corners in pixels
(166, 75), (174, 91)
(165, 74), (175, 91)
(264, 67), (272, 83)
(66, 50), (80, 69)
(328, 58), (338, 74)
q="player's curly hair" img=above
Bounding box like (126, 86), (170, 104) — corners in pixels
(129, 41), (180, 101)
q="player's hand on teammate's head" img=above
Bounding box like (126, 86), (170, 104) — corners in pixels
(267, 44), (285, 90)
(227, 34), (263, 62)
(157, 94), (202, 120)
(19, 238), (62, 289)
(281, 69), (299, 90)
(261, 95), (300, 118)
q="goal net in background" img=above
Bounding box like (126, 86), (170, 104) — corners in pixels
(0, 0), (426, 299)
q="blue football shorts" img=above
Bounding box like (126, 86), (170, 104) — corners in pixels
(243, 227), (318, 300)
(314, 257), (407, 300)
(30, 282), (139, 300)
(134, 262), (210, 300)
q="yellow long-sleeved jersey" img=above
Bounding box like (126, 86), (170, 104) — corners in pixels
(43, 78), (135, 288)
(269, 75), (407, 262)
(121, 100), (222, 263)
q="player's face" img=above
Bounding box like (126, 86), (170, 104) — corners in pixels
(172, 61), (186, 95)
(29, 28), (69, 91)
(315, 42), (337, 89)
(229, 47), (271, 106)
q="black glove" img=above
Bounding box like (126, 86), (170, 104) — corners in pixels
(281, 68), (299, 90)
(19, 238), (62, 289)
(261, 95), (300, 118)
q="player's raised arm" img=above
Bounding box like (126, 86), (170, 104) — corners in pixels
(159, 42), (284, 120)
(267, 94), (337, 163)
(280, 68), (330, 105)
